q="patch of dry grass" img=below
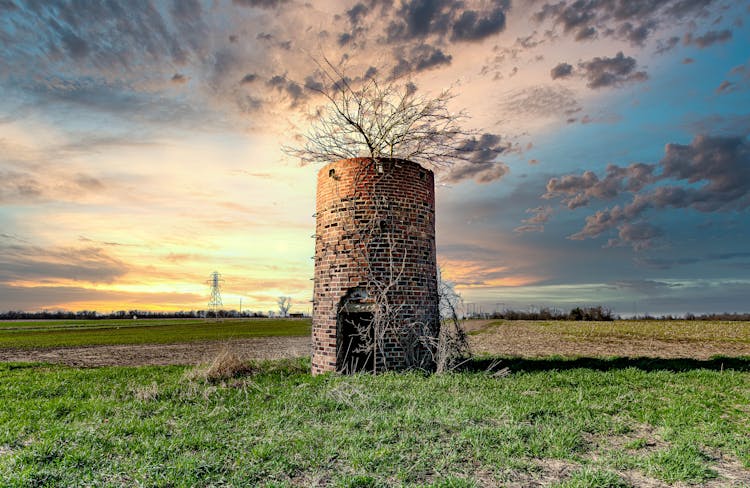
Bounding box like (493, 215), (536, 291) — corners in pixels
(184, 349), (254, 382)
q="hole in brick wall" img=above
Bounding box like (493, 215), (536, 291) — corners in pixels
(419, 170), (426, 180)
(329, 168), (336, 178)
(337, 312), (374, 373)
(337, 288), (374, 373)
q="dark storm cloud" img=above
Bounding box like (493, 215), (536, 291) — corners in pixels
(532, 0), (720, 46)
(550, 62), (573, 79)
(616, 21), (656, 46)
(544, 134), (750, 247)
(0, 243), (128, 283)
(450, 7), (507, 41)
(578, 52), (648, 89)
(240, 73), (258, 84)
(267, 75), (305, 105)
(347, 2), (370, 25)
(684, 29), (732, 48)
(171, 73), (188, 84)
(391, 44), (452, 78)
(232, 0), (289, 8)
(413, 45), (452, 71)
(443, 133), (511, 183)
(385, 0), (509, 43)
(303, 76), (324, 92)
(655, 36), (680, 54)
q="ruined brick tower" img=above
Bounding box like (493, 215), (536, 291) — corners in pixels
(312, 157), (439, 375)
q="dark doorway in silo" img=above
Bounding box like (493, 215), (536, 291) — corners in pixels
(336, 287), (374, 373)
(337, 312), (374, 373)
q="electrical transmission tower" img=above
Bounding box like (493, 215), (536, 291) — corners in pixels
(207, 271), (223, 319)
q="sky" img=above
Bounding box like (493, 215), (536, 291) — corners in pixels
(1, 0), (749, 316)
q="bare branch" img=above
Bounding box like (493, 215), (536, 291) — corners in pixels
(283, 57), (479, 170)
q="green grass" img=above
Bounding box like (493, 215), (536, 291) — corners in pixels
(468, 319), (750, 344)
(1, 357), (748, 487)
(0, 318), (311, 349)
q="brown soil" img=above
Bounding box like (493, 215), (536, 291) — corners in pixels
(468, 321), (750, 360)
(0, 336), (311, 367)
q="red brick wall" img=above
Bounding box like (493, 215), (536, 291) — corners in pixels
(312, 158), (439, 374)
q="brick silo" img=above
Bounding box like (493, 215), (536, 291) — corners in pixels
(312, 157), (439, 375)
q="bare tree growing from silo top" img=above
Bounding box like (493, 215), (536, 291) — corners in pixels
(287, 59), (475, 373)
(285, 58), (478, 170)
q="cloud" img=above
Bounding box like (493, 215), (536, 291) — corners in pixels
(385, 0), (509, 43)
(715, 80), (736, 94)
(450, 7), (507, 41)
(550, 62), (573, 79)
(440, 133), (512, 184)
(240, 73), (258, 84)
(578, 52), (648, 89)
(443, 133), (511, 183)
(267, 74), (306, 106)
(514, 206), (552, 233)
(4, 1), (206, 71)
(0, 243), (129, 284)
(544, 163), (657, 209)
(171, 73), (188, 84)
(232, 0), (289, 8)
(545, 134), (750, 245)
(684, 29), (732, 48)
(0, 283), (203, 311)
(532, 0), (720, 46)
(500, 85), (580, 120)
(0, 170), (43, 202)
(605, 222), (663, 251)
(655, 36), (680, 54)
(390, 43), (453, 78)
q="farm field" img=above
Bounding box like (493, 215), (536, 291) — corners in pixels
(1, 357), (749, 487)
(467, 320), (750, 360)
(0, 318), (311, 349)
(1, 319), (749, 367)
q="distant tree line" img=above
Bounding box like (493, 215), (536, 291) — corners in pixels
(0, 310), (310, 320)
(631, 312), (750, 321)
(480, 306), (616, 321)
(473, 307), (750, 321)
(2, 308), (748, 321)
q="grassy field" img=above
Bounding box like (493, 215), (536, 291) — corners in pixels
(0, 318), (311, 349)
(1, 357), (749, 487)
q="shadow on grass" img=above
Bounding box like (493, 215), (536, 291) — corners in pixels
(463, 355), (750, 373)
